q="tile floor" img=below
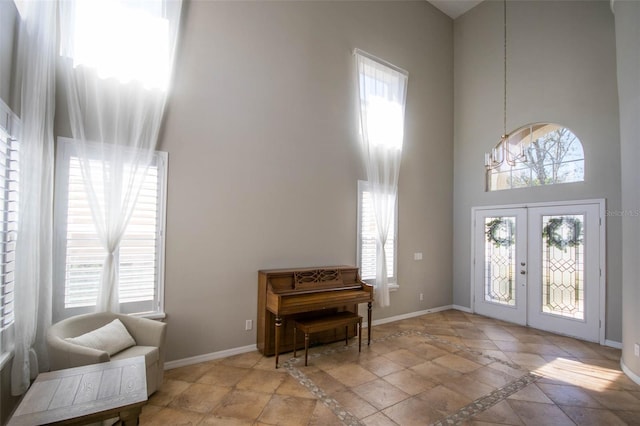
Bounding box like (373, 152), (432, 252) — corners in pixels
(140, 310), (640, 425)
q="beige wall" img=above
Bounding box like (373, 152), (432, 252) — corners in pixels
(614, 0), (640, 380)
(453, 1), (623, 341)
(158, 0), (453, 362)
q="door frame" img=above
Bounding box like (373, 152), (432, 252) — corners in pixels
(470, 198), (606, 345)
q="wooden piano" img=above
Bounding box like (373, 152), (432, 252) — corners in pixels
(257, 266), (373, 367)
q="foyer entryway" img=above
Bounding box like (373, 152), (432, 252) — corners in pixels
(472, 201), (604, 343)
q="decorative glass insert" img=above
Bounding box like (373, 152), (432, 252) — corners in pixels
(487, 123), (584, 191)
(541, 215), (585, 320)
(484, 217), (516, 306)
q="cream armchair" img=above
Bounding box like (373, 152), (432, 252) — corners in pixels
(46, 312), (167, 396)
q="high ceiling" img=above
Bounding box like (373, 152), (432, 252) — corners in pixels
(428, 0), (483, 19)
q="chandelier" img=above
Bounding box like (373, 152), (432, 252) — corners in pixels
(484, 0), (528, 171)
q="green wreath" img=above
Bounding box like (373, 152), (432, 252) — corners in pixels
(542, 217), (582, 250)
(486, 218), (514, 247)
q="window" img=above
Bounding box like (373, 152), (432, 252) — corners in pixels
(53, 138), (167, 321)
(487, 123), (585, 191)
(357, 180), (397, 286)
(61, 0), (173, 89)
(0, 100), (18, 356)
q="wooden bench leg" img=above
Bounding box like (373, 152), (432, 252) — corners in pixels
(358, 319), (362, 353)
(345, 326), (348, 345)
(304, 332), (310, 366)
(293, 325), (297, 358)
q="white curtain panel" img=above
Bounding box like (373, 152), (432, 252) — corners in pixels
(58, 0), (182, 312)
(11, 0), (56, 395)
(355, 50), (408, 308)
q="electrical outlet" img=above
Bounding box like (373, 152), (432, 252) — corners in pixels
(634, 343), (639, 357)
(419, 293), (424, 301)
(245, 320), (253, 331)
(414, 252), (423, 260)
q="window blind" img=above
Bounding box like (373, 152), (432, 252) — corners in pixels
(359, 187), (394, 281)
(64, 157), (160, 308)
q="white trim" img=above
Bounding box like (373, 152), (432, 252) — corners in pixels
(471, 199), (606, 212)
(164, 344), (257, 370)
(621, 359), (640, 386)
(604, 339), (622, 349)
(453, 304), (472, 313)
(353, 48), (409, 77)
(598, 201), (607, 345)
(365, 305), (454, 328)
(0, 351), (12, 370)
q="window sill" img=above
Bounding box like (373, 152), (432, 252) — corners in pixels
(389, 283), (400, 292)
(132, 311), (166, 321)
(0, 350), (13, 370)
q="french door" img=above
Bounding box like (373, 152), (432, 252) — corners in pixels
(473, 201), (603, 342)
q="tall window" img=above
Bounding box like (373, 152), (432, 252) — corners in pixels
(53, 138), (167, 321)
(0, 101), (18, 356)
(357, 180), (397, 286)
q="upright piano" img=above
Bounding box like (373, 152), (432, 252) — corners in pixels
(257, 266), (374, 367)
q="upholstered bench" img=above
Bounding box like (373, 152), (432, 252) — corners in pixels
(293, 311), (363, 366)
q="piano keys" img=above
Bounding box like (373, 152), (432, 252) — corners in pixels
(257, 266), (374, 367)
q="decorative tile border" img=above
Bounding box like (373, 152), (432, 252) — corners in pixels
(282, 329), (540, 426)
(431, 372), (540, 425)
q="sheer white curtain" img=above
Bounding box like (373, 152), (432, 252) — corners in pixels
(58, 0), (182, 312)
(11, 0), (56, 395)
(355, 49), (408, 308)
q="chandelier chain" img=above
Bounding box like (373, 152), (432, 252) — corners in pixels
(503, 0), (507, 138)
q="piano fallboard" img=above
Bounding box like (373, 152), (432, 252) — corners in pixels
(267, 288), (372, 316)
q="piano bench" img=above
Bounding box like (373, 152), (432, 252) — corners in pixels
(293, 311), (362, 366)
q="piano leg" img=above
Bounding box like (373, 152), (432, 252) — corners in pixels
(367, 302), (372, 345)
(275, 315), (282, 368)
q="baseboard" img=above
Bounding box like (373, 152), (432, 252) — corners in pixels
(605, 339), (623, 349)
(621, 359), (640, 386)
(366, 304), (454, 328)
(166, 305), (461, 369)
(165, 344), (257, 370)
(452, 304), (472, 313)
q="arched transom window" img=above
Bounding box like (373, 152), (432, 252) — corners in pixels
(486, 123), (584, 191)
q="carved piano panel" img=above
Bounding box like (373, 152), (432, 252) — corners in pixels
(257, 266), (373, 357)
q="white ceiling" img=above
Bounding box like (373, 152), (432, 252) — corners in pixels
(428, 0), (483, 19)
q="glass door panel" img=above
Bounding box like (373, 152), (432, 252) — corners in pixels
(541, 214), (585, 320)
(484, 216), (517, 306)
(474, 209), (527, 325)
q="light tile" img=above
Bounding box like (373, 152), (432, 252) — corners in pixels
(168, 383), (231, 414)
(212, 390), (272, 421)
(382, 396), (444, 425)
(560, 405), (627, 426)
(352, 378), (410, 410)
(506, 400), (575, 426)
(382, 368), (438, 395)
(257, 394), (317, 425)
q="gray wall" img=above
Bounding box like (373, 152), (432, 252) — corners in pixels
(0, 0), (17, 109)
(158, 0), (453, 362)
(615, 0), (640, 380)
(452, 0), (623, 341)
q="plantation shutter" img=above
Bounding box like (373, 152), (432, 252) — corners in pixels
(64, 155), (161, 310)
(359, 184), (395, 282)
(0, 115), (18, 331)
